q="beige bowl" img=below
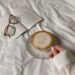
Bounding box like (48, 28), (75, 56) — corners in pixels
(26, 31), (56, 59)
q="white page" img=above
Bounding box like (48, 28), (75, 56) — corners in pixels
(19, 6), (43, 29)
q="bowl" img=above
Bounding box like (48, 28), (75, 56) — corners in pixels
(26, 31), (56, 59)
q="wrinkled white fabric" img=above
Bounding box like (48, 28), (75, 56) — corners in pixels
(53, 50), (75, 75)
(0, 0), (75, 75)
(0, 33), (25, 75)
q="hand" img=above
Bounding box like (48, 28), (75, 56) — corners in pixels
(49, 45), (64, 58)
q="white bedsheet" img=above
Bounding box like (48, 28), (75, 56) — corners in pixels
(0, 0), (75, 75)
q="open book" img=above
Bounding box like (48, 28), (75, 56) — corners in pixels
(0, 6), (43, 41)
(10, 6), (43, 29)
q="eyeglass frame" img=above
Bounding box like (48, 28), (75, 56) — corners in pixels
(4, 15), (18, 38)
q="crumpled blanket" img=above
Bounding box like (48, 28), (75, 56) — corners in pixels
(0, 0), (75, 75)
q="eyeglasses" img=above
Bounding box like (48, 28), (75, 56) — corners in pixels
(4, 15), (18, 38)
